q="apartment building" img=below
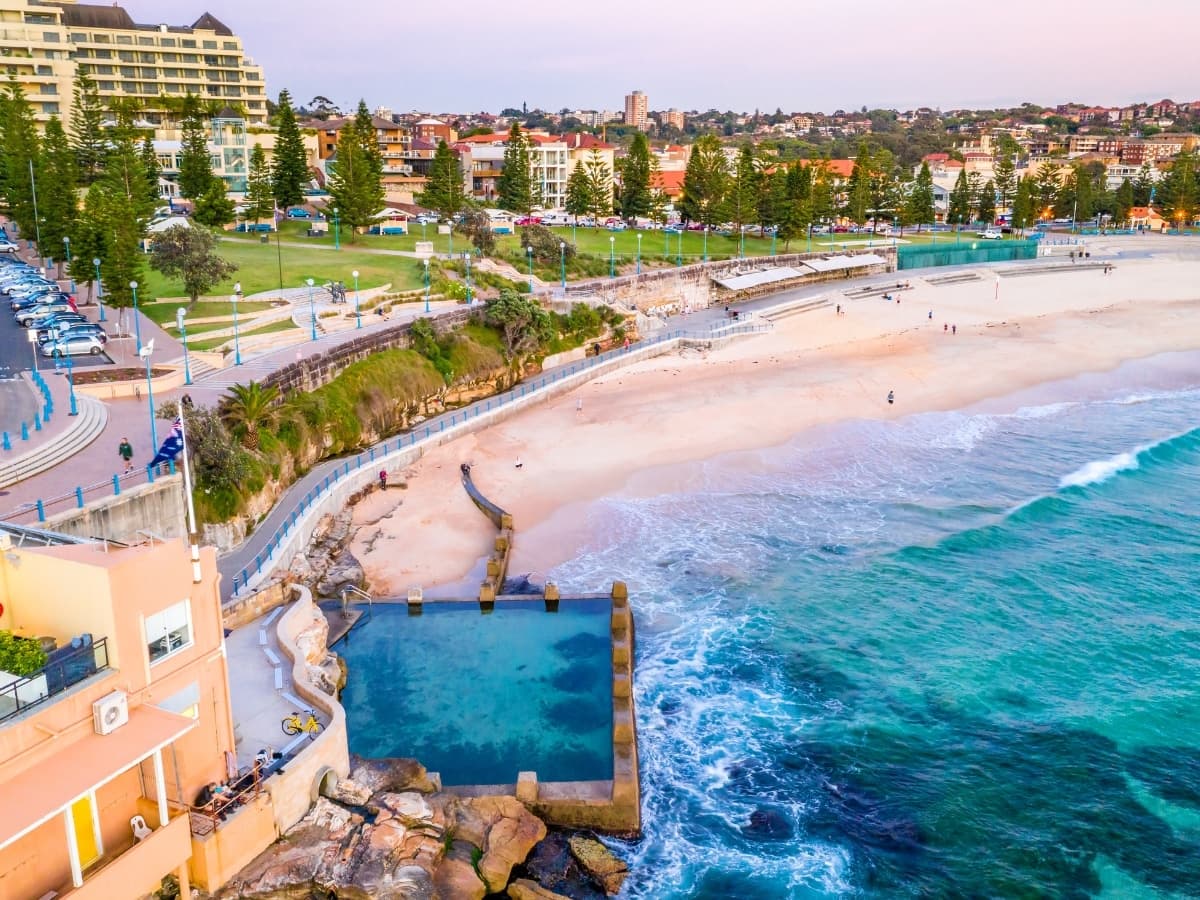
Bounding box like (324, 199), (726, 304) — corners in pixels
(0, 0), (267, 127)
(0, 526), (236, 899)
(661, 109), (685, 130)
(624, 90), (648, 129)
(305, 115), (430, 203)
(453, 130), (575, 209)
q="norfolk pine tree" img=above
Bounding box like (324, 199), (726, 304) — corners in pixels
(565, 164), (591, 219)
(271, 89), (309, 210)
(70, 70), (106, 185)
(325, 111), (384, 241)
(906, 162), (936, 231)
(948, 167), (972, 226)
(728, 144), (760, 237)
(140, 134), (161, 209)
(417, 140), (466, 221)
(619, 132), (652, 220)
(977, 179), (997, 226)
(582, 149), (613, 220)
(38, 118), (78, 271)
(498, 123), (534, 214)
(680, 134), (729, 227)
(178, 94), (214, 199)
(245, 144), (275, 225)
(95, 125), (152, 329)
(2, 80), (41, 237)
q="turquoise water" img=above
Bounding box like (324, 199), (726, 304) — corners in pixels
(551, 352), (1200, 897)
(337, 599), (613, 786)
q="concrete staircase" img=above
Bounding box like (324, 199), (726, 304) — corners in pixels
(0, 395), (108, 489)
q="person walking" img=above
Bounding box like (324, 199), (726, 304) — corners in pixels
(887, 390), (895, 405)
(952, 324), (957, 335)
(928, 310), (933, 320)
(378, 470), (388, 490)
(118, 437), (134, 473)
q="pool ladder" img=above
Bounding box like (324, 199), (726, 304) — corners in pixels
(340, 585), (373, 627)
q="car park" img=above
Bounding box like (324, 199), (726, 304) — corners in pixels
(41, 333), (106, 357)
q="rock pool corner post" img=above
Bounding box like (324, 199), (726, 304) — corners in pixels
(610, 580), (642, 836)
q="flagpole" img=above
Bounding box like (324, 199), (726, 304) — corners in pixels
(178, 411), (202, 583)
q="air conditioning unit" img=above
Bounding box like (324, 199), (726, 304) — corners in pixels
(93, 691), (129, 735)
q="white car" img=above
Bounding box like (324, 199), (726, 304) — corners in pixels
(0, 240), (18, 253)
(977, 229), (1003, 240)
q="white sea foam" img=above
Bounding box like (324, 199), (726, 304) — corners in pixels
(1058, 451), (1141, 489)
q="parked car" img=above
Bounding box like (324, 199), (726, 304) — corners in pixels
(0, 239), (18, 253)
(286, 208), (312, 219)
(514, 216), (542, 226)
(685, 222), (706, 231)
(977, 229), (1003, 240)
(607, 221), (627, 231)
(50, 323), (107, 345)
(8, 284), (58, 303)
(35, 314), (88, 340)
(11, 289), (67, 311)
(663, 223), (683, 234)
(41, 333), (106, 357)
(16, 300), (73, 326)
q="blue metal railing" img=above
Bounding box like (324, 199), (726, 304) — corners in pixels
(0, 636), (111, 723)
(230, 322), (769, 594)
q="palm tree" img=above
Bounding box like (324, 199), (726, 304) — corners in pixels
(220, 381), (280, 450)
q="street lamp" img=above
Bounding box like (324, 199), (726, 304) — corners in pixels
(677, 229), (682, 266)
(422, 259), (430, 312)
(62, 236), (73, 290)
(231, 282), (243, 365)
(176, 308), (192, 385)
(139, 340), (158, 451)
(464, 251), (473, 305)
(93, 257), (105, 321)
(526, 245), (534, 292)
(703, 225), (708, 262)
(352, 269), (361, 328)
(129, 280), (141, 352)
(609, 235), (615, 278)
(64, 351), (77, 416)
(559, 241), (566, 290)
(771, 228), (777, 257)
(636, 233), (642, 275)
(739, 225), (745, 259)
(332, 206), (340, 250)
(306, 277), (317, 341)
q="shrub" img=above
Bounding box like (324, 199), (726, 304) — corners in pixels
(0, 632), (48, 676)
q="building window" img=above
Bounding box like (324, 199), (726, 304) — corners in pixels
(93, 49), (111, 59)
(92, 33), (110, 43)
(115, 34), (132, 45)
(223, 41), (237, 50)
(40, 83), (56, 94)
(69, 32), (85, 43)
(145, 600), (192, 664)
(43, 31), (59, 43)
(138, 36), (154, 46)
(98, 81), (114, 91)
(158, 681), (200, 719)
(203, 40), (217, 49)
(41, 102), (58, 114)
(181, 39), (196, 48)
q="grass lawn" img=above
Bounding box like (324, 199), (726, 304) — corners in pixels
(139, 235), (428, 300)
(189, 318), (298, 352)
(141, 298), (276, 326)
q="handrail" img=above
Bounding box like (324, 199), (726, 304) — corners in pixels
(340, 585), (372, 617)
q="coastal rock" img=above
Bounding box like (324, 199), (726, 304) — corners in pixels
(327, 776), (372, 807)
(308, 653), (343, 697)
(432, 843), (486, 900)
(287, 551), (314, 582)
(522, 832), (606, 899)
(316, 550), (366, 597)
(293, 602), (331, 666)
(350, 754), (438, 796)
(440, 795), (547, 892)
(508, 878), (573, 900)
(567, 835), (628, 895)
(743, 806), (794, 840)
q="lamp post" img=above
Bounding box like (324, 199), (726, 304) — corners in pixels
(139, 340), (157, 450)
(93, 257), (105, 321)
(65, 352), (77, 416)
(306, 277), (317, 341)
(559, 241), (566, 290)
(703, 225), (708, 262)
(739, 225), (745, 259)
(677, 229), (682, 266)
(636, 233), (642, 275)
(333, 206), (340, 250)
(771, 228), (777, 257)
(422, 259), (430, 312)
(609, 235), (615, 278)
(526, 245), (534, 292)
(176, 308), (192, 385)
(448, 224), (453, 258)
(464, 251), (473, 305)
(62, 236), (73, 290)
(352, 269), (361, 328)
(231, 282), (243, 365)
(129, 280), (142, 353)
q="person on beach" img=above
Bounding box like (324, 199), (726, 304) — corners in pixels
(952, 324), (957, 335)
(514, 458), (523, 469)
(576, 397), (583, 414)
(181, 393), (193, 409)
(944, 323), (948, 332)
(928, 310), (933, 320)
(118, 437), (134, 473)
(836, 304), (841, 316)
(887, 390), (895, 405)
(378, 470), (388, 489)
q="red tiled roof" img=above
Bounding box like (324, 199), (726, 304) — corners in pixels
(651, 170), (686, 195)
(798, 158), (856, 178)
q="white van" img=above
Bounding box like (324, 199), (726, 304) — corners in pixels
(540, 212), (569, 227)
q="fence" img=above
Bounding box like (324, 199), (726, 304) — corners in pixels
(2, 368), (57, 451)
(3, 459), (177, 524)
(229, 321), (771, 595)
(0, 637), (111, 723)
(897, 239), (1040, 270)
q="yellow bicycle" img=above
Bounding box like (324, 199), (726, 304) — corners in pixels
(281, 709), (323, 737)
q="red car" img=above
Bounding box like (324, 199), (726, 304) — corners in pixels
(832, 225), (849, 233)
(515, 216), (542, 226)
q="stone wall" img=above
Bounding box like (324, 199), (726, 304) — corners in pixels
(222, 578), (288, 630)
(261, 306), (474, 398)
(42, 474), (187, 544)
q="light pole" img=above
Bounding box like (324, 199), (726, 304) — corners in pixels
(352, 269), (361, 328)
(559, 241), (566, 290)
(526, 245), (534, 292)
(306, 277), (317, 341)
(464, 251), (473, 304)
(422, 259), (431, 312)
(176, 308), (192, 385)
(677, 229), (682, 266)
(448, 223), (453, 258)
(65, 352), (77, 416)
(636, 233), (642, 275)
(703, 225), (708, 262)
(771, 228), (777, 256)
(62, 236), (73, 290)
(609, 235), (615, 278)
(739, 226), (745, 259)
(140, 340), (157, 451)
(93, 257), (105, 321)
(231, 282), (243, 365)
(333, 206), (340, 250)
(129, 280), (142, 352)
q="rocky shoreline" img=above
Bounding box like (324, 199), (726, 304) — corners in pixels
(218, 755), (628, 899)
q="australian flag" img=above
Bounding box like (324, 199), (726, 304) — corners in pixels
(149, 417), (185, 467)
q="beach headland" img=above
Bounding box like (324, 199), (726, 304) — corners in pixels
(348, 246), (1200, 596)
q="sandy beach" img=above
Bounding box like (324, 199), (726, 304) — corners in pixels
(347, 244), (1200, 596)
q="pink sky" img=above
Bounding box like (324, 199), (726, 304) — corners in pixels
(128, 1), (1199, 115)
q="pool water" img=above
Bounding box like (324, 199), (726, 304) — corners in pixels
(336, 599), (614, 786)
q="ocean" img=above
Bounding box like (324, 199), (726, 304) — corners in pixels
(548, 350), (1200, 898)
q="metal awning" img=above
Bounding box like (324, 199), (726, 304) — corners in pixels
(801, 253), (888, 273)
(713, 266), (807, 291)
(0, 704), (196, 850)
